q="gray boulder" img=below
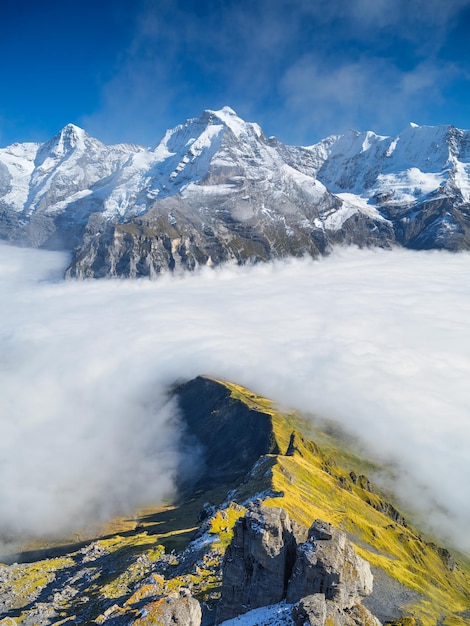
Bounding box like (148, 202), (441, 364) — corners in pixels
(292, 594), (327, 624)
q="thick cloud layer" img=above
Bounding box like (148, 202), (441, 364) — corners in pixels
(1, 244), (469, 553)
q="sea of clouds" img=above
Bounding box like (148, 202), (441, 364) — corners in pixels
(0, 244), (469, 554)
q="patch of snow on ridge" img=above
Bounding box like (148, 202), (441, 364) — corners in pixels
(374, 169), (445, 203)
(322, 193), (388, 230)
(385, 124), (453, 173)
(453, 162), (470, 201)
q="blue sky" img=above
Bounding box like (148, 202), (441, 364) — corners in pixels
(1, 0), (470, 147)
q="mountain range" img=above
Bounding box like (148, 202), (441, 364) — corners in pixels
(1, 107), (469, 277)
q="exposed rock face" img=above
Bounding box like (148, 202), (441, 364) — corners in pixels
(292, 594), (326, 624)
(286, 520), (373, 607)
(216, 505), (297, 623)
(217, 506), (379, 625)
(174, 376), (280, 489)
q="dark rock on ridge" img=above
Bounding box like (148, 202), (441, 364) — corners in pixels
(216, 504), (297, 623)
(216, 504), (380, 625)
(174, 376), (280, 490)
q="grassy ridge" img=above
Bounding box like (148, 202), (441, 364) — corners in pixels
(1, 377), (469, 625)
(218, 379), (470, 625)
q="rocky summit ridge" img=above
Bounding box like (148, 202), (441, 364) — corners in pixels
(1, 376), (469, 625)
(1, 109), (470, 277)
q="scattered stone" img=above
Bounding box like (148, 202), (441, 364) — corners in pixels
(79, 541), (110, 563)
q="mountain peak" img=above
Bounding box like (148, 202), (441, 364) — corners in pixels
(203, 106), (262, 139)
(212, 105), (238, 116)
(40, 123), (88, 156)
(61, 122), (86, 134)
(56, 123), (88, 144)
(33, 123), (93, 168)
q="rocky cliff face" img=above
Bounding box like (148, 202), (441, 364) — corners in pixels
(1, 109), (470, 277)
(216, 505), (298, 622)
(217, 505), (380, 625)
(174, 376), (280, 490)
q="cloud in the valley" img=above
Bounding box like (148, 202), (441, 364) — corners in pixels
(0, 244), (469, 555)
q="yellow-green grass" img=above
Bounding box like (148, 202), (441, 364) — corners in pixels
(208, 504), (247, 548)
(216, 379), (470, 626)
(1, 557), (74, 611)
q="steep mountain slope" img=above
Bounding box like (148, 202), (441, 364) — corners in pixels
(65, 107), (359, 278)
(0, 125), (144, 249)
(1, 376), (469, 625)
(2, 109), (469, 277)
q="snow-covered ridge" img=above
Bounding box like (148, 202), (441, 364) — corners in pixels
(2, 109), (470, 220)
(1, 108), (470, 269)
(308, 122), (470, 203)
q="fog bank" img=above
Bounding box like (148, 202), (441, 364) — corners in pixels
(1, 244), (469, 552)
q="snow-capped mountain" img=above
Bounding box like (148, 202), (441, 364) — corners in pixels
(1, 107), (469, 277)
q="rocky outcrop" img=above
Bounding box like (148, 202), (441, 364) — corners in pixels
(216, 505), (380, 625)
(216, 505), (297, 623)
(286, 519), (373, 607)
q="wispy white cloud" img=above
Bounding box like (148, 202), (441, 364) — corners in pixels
(280, 56), (459, 138)
(1, 244), (470, 555)
(80, 0), (470, 145)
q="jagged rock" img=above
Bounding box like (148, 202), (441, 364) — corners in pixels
(428, 543), (455, 571)
(216, 504), (297, 623)
(134, 588), (202, 625)
(286, 520), (373, 608)
(217, 507), (379, 625)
